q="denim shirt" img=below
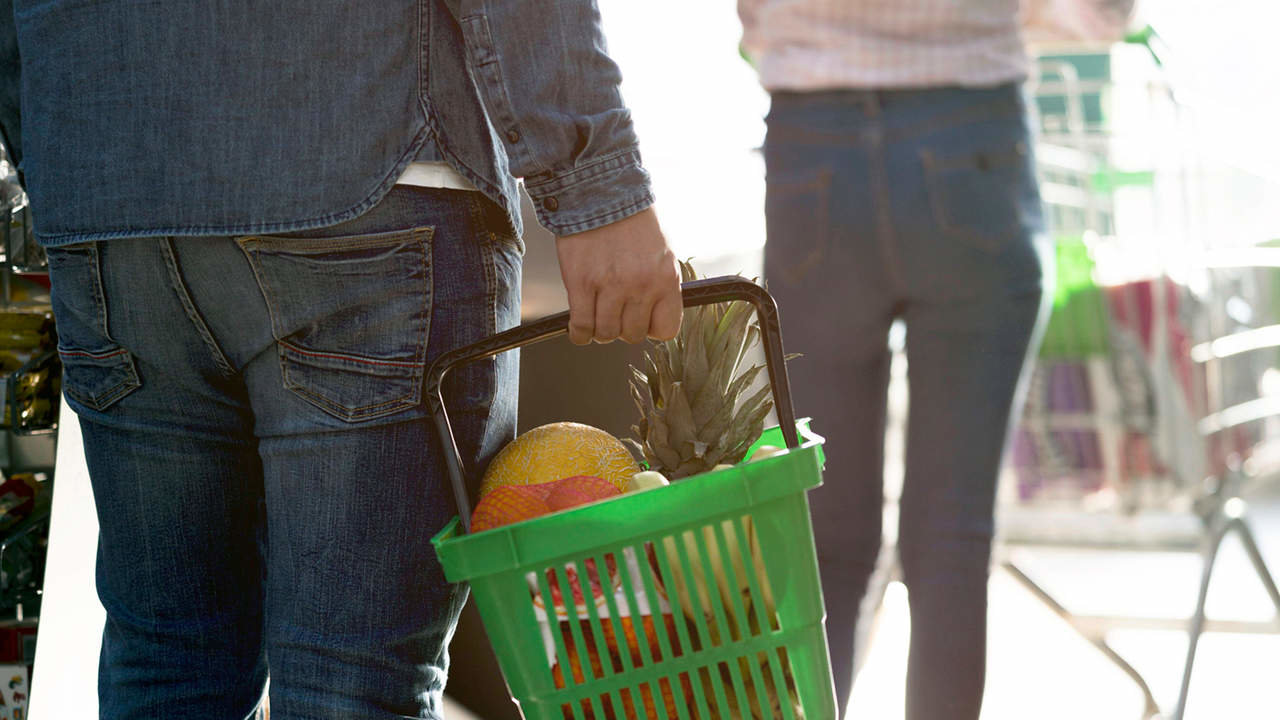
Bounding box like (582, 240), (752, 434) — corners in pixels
(0, 0), (653, 246)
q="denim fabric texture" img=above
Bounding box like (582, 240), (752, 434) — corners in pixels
(46, 186), (522, 719)
(762, 84), (1050, 719)
(6, 0), (652, 244)
(0, 0), (20, 171)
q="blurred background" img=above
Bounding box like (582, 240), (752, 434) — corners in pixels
(10, 1), (1280, 719)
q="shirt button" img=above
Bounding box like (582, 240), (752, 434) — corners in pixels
(506, 129), (521, 144)
(542, 196), (559, 212)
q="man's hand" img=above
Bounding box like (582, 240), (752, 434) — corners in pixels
(555, 207), (682, 345)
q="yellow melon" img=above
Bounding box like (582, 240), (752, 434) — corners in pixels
(479, 422), (639, 497)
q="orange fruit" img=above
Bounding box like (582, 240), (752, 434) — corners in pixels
(545, 475), (621, 511)
(552, 613), (690, 720)
(470, 485), (552, 533)
(471, 475), (620, 533)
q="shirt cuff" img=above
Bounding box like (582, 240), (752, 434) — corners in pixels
(523, 148), (655, 236)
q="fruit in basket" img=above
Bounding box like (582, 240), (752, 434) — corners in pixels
(480, 422), (640, 497)
(553, 612), (690, 720)
(697, 649), (806, 720)
(624, 470), (669, 493)
(470, 474), (623, 610)
(543, 477), (623, 610)
(472, 475), (621, 533)
(749, 444), (786, 462)
(659, 516), (774, 646)
(625, 261), (776, 480)
(545, 475), (621, 511)
(470, 485), (552, 533)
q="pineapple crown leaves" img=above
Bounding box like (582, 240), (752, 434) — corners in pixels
(626, 260), (779, 479)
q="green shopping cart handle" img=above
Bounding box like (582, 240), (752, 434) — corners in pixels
(425, 275), (800, 534)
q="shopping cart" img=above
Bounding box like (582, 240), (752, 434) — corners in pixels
(428, 277), (838, 720)
(1000, 39), (1280, 719)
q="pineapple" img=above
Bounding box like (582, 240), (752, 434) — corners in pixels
(624, 261), (774, 479)
(623, 262), (806, 718)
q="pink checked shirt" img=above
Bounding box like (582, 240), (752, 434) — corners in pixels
(738, 0), (1030, 91)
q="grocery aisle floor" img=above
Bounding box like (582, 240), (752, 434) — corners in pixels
(844, 350), (1280, 720)
(848, 543), (1280, 719)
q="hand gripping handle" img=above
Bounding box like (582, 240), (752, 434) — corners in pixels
(424, 276), (798, 533)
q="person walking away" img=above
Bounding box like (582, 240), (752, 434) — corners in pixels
(738, 0), (1132, 716)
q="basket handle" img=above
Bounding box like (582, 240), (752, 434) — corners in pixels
(425, 275), (799, 533)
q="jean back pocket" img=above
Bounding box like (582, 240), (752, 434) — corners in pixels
(764, 165), (834, 284)
(922, 140), (1036, 253)
(47, 244), (143, 412)
(237, 228), (433, 422)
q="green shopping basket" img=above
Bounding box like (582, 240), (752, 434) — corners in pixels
(428, 277), (838, 720)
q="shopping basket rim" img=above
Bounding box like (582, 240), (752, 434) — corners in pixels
(431, 421), (824, 583)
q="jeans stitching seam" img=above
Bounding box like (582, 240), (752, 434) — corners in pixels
(279, 340), (421, 369)
(87, 243), (114, 342)
(237, 227), (433, 253)
(282, 379), (415, 417)
(415, 234), (432, 375)
(161, 238), (238, 376)
(58, 348), (129, 360)
(869, 123), (906, 295)
(245, 235), (432, 420)
(234, 243), (282, 339)
(65, 381), (114, 410)
(885, 100), (1022, 144)
(919, 148), (1020, 253)
(86, 377), (139, 408)
(470, 196), (499, 338)
(769, 166), (833, 285)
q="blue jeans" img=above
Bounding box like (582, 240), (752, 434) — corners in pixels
(763, 85), (1049, 719)
(45, 186), (523, 719)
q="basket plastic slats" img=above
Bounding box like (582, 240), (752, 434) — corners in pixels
(665, 527), (727, 712)
(705, 520), (770, 719)
(532, 568), (580, 720)
(708, 520), (767, 717)
(689, 522), (744, 716)
(650, 532), (714, 719)
(765, 495), (831, 715)
(598, 551), (667, 720)
(527, 570), (571, 719)
(606, 546), (675, 720)
(728, 513), (797, 720)
(591, 551), (642, 714)
(633, 540), (700, 720)
(727, 516), (776, 638)
(533, 568), (599, 720)
(764, 649), (797, 720)
(631, 544), (674, 658)
(701, 517), (757, 712)
(557, 563), (614, 719)
(712, 519), (781, 719)
(571, 557), (634, 718)
(699, 524), (752, 717)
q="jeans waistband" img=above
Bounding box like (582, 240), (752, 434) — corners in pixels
(770, 82), (1023, 116)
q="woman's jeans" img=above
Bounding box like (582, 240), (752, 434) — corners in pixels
(763, 84), (1049, 719)
(46, 186), (523, 720)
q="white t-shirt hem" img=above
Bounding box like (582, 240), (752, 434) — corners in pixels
(395, 161), (478, 191)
